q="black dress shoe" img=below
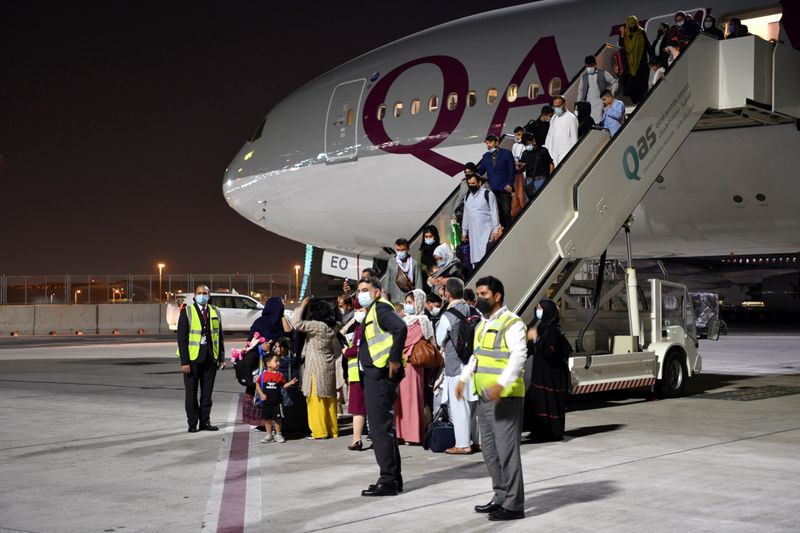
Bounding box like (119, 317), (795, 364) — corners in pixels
(187, 426), (199, 433)
(361, 483), (398, 497)
(200, 423), (219, 431)
(474, 502), (501, 514)
(488, 508), (525, 521)
(347, 441), (363, 451)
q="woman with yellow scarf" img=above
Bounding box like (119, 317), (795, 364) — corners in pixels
(617, 15), (652, 104)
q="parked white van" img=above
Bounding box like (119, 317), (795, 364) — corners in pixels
(166, 293), (264, 332)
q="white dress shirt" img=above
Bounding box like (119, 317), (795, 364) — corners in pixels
(459, 305), (527, 389)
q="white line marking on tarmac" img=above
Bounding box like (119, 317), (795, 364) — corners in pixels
(244, 434), (262, 533)
(200, 394), (239, 532)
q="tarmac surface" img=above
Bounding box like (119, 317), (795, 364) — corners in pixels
(1, 333), (799, 532)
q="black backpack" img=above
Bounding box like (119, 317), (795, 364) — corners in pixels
(445, 306), (482, 364)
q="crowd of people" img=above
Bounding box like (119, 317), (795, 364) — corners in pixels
(176, 12), (756, 521)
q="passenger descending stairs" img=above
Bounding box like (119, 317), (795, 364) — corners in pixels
(408, 34), (800, 324)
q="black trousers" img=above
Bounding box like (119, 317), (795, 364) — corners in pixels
(493, 190), (513, 230)
(363, 367), (403, 488)
(183, 354), (217, 427)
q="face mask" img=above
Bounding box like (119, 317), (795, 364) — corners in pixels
(396, 251), (408, 261)
(676, 19), (684, 26)
(515, 137), (522, 143)
(586, 67), (596, 74)
(468, 185), (479, 194)
(357, 291), (374, 308)
(657, 28), (665, 35)
(195, 294), (209, 306)
(704, 21), (713, 29)
(488, 147), (496, 153)
(437, 259), (448, 268)
(535, 308), (544, 320)
(629, 25), (638, 32)
(728, 23), (735, 32)
(354, 310), (366, 323)
(525, 145), (534, 151)
(475, 297), (493, 315)
(403, 303), (415, 315)
(553, 106), (564, 116)
(424, 237), (436, 245)
(429, 306), (440, 316)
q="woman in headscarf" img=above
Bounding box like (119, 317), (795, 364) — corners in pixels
(427, 243), (465, 291)
(419, 225), (441, 274)
(395, 289), (435, 445)
(524, 299), (573, 442)
(248, 297), (293, 343)
(618, 15), (651, 105)
(293, 296), (341, 439)
(575, 101), (595, 139)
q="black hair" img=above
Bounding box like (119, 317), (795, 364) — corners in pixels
(484, 134), (500, 142)
(464, 161), (478, 173)
(275, 337), (291, 351)
(444, 277), (464, 299)
(513, 126), (525, 134)
(584, 54), (597, 65)
(395, 238), (410, 247)
(649, 56), (661, 66)
(475, 275), (505, 302)
(521, 132), (535, 144)
(600, 89), (613, 98)
(426, 292), (442, 304)
(541, 105), (554, 115)
(358, 276), (382, 290)
(464, 288), (476, 302)
(361, 267), (378, 278)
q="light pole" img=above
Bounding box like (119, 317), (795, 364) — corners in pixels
(294, 265), (301, 300)
(74, 289), (81, 305)
(157, 263), (166, 303)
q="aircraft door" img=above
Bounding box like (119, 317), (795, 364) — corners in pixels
(325, 79), (365, 164)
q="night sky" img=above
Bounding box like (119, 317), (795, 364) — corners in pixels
(1, 1), (530, 276)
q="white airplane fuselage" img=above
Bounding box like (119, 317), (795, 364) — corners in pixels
(223, 0), (800, 260)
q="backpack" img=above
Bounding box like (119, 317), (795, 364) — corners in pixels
(445, 306), (482, 364)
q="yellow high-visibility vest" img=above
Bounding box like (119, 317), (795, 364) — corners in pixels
(347, 356), (360, 383)
(175, 304), (221, 361)
(364, 298), (404, 369)
(472, 310), (525, 398)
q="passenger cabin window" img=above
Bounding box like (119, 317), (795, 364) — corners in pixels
(527, 82), (540, 100)
(486, 88), (498, 105)
(428, 95), (439, 112)
(410, 98), (421, 115)
(250, 118), (266, 142)
(467, 91), (477, 107)
(377, 104), (387, 121)
(393, 101), (404, 117)
(548, 78), (562, 96)
(446, 92), (458, 111)
(506, 84), (518, 103)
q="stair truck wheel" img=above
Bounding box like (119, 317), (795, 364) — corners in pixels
(656, 349), (688, 398)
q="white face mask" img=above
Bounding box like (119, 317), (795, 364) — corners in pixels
(586, 67), (596, 74)
(354, 310), (366, 323)
(429, 306), (441, 316)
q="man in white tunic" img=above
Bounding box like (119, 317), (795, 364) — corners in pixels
(461, 173), (501, 266)
(544, 95), (579, 167)
(577, 54), (619, 123)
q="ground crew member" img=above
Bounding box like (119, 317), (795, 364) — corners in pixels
(356, 276), (408, 496)
(177, 285), (226, 432)
(456, 276), (527, 521)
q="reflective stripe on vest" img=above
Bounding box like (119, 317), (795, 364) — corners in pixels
(175, 305), (221, 361)
(347, 357), (360, 383)
(364, 298), (399, 368)
(472, 310), (525, 398)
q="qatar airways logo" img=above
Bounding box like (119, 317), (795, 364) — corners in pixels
(362, 36), (568, 176)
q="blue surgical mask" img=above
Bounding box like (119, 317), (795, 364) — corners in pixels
(586, 67), (596, 74)
(553, 106), (564, 116)
(397, 251), (408, 261)
(488, 147), (497, 153)
(357, 291), (374, 308)
(195, 294), (209, 306)
(437, 259), (447, 268)
(536, 308), (543, 320)
(525, 145), (534, 151)
(424, 237), (436, 245)
(403, 303), (415, 315)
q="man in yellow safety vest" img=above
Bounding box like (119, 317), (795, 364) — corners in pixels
(177, 285), (226, 433)
(356, 276), (408, 497)
(456, 276), (527, 521)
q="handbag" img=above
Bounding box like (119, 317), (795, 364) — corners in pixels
(395, 266), (415, 293)
(407, 337), (444, 369)
(423, 405), (456, 452)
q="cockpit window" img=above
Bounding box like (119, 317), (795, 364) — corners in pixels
(250, 118), (266, 142)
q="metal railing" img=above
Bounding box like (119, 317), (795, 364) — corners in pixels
(0, 273), (294, 305)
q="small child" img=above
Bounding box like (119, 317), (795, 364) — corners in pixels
(256, 354), (297, 443)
